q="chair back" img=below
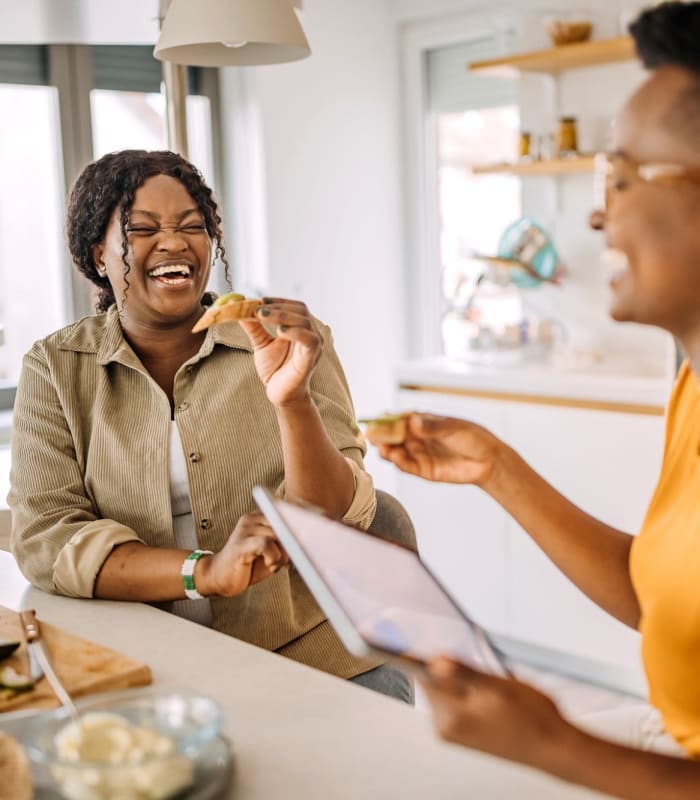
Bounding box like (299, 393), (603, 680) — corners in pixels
(368, 489), (417, 552)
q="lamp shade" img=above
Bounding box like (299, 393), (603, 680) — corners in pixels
(154, 0), (311, 66)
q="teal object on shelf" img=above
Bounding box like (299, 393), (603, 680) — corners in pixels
(497, 217), (560, 289)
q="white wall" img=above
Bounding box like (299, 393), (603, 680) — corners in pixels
(221, 0), (406, 491)
(0, 0), (159, 44)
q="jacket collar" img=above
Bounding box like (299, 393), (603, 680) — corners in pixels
(58, 304), (253, 368)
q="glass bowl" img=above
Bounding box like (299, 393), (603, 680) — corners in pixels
(23, 688), (223, 800)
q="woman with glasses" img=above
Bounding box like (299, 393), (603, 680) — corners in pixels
(375, 3), (700, 795)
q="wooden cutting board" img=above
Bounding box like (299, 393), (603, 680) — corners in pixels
(0, 605), (151, 713)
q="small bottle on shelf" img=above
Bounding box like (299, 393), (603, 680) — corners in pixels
(518, 131), (532, 160)
(537, 132), (556, 161)
(557, 116), (578, 156)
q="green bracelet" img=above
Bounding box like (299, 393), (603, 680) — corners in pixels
(181, 549), (213, 600)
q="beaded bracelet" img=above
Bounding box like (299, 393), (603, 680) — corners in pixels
(181, 549), (214, 600)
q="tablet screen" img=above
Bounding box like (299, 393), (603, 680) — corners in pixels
(256, 490), (507, 675)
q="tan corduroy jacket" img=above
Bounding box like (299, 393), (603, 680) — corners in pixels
(9, 307), (382, 679)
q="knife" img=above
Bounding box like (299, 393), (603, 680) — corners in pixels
(20, 625), (43, 683)
(19, 609), (78, 718)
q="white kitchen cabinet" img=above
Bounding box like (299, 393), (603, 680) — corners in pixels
(394, 391), (510, 635)
(394, 384), (667, 691)
(504, 404), (663, 673)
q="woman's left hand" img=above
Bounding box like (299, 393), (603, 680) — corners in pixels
(239, 298), (322, 407)
(420, 657), (572, 769)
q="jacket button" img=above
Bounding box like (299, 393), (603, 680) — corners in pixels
(200, 518), (211, 530)
(189, 452), (201, 463)
(177, 401), (189, 412)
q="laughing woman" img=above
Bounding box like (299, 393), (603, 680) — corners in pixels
(8, 149), (411, 703)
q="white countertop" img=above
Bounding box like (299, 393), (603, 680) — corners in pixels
(0, 551), (610, 800)
(396, 356), (674, 408)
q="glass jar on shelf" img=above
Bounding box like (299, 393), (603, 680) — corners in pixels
(557, 116), (578, 156)
(518, 131), (532, 160)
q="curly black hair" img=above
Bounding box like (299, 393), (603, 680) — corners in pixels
(66, 150), (230, 312)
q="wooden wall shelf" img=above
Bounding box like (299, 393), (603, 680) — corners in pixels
(472, 155), (597, 176)
(468, 36), (635, 77)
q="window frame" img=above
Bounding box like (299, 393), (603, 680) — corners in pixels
(0, 44), (223, 410)
(399, 10), (519, 358)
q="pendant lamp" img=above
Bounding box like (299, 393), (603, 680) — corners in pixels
(154, 0), (311, 67)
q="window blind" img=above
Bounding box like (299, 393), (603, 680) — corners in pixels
(0, 45), (204, 94)
(92, 45), (162, 93)
(92, 45), (203, 94)
(0, 45), (48, 85)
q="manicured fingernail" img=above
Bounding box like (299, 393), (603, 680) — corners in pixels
(259, 308), (270, 317)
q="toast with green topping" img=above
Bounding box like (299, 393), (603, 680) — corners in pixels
(192, 292), (262, 333)
(359, 413), (411, 445)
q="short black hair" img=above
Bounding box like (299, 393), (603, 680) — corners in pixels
(66, 150), (230, 312)
(630, 2), (700, 74)
(630, 2), (700, 143)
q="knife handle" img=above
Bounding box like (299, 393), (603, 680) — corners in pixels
(19, 609), (41, 643)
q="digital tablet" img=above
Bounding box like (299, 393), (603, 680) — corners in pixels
(253, 486), (510, 677)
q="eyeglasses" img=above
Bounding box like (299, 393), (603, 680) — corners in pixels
(593, 151), (700, 212)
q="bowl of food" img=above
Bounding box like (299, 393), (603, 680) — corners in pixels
(23, 688), (223, 800)
(544, 16), (593, 46)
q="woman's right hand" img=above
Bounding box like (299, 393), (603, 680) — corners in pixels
(196, 513), (290, 598)
(377, 414), (504, 487)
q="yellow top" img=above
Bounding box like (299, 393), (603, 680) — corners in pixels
(630, 360), (700, 756)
